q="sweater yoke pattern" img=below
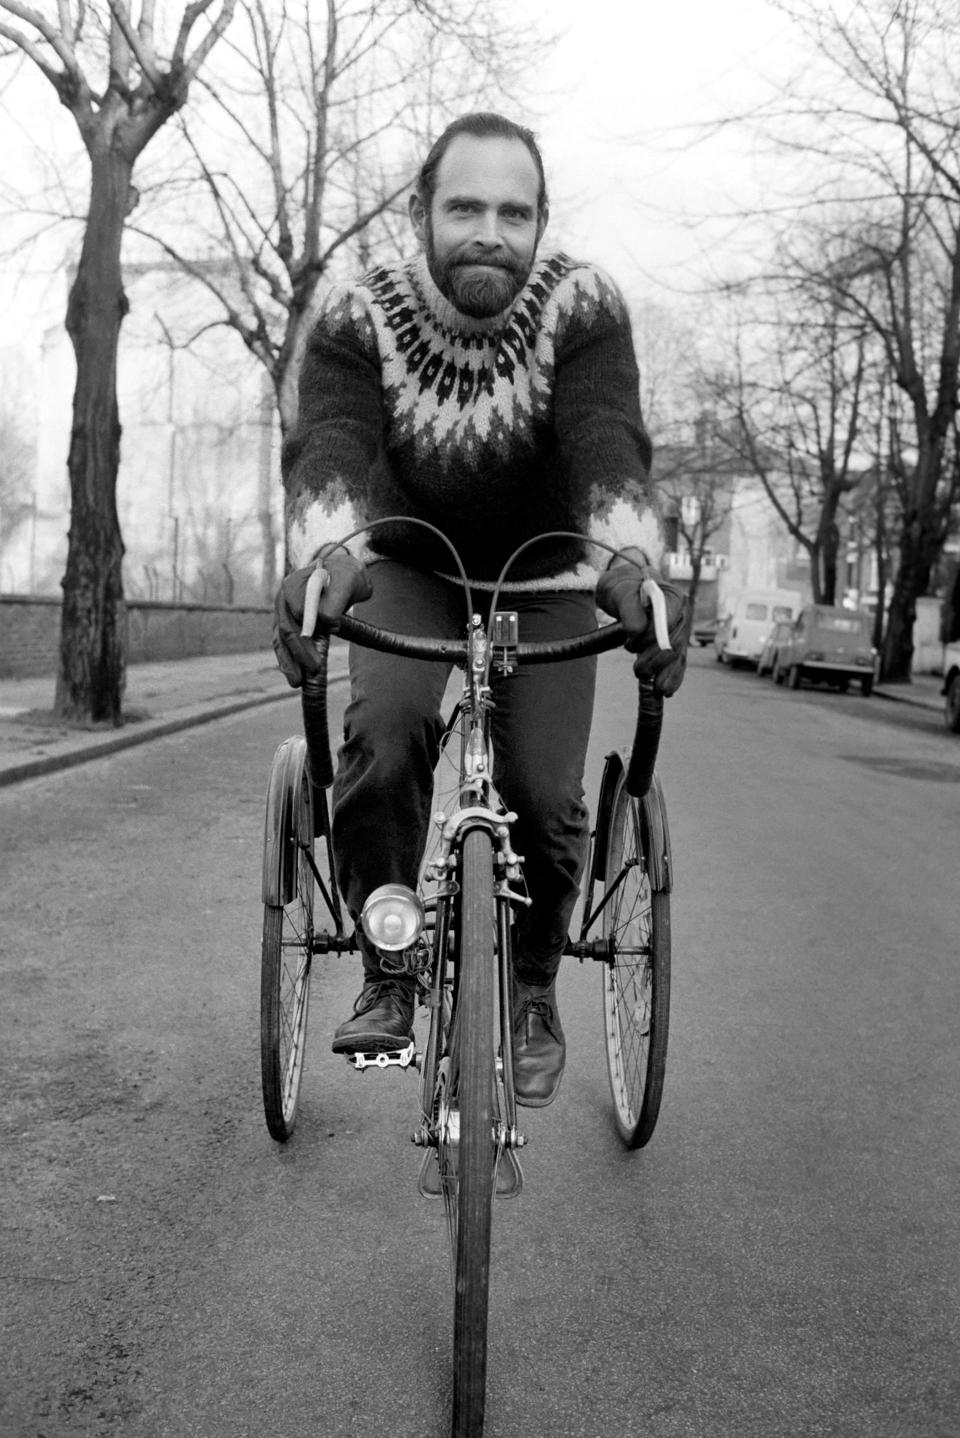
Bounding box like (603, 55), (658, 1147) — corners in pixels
(323, 253), (628, 472)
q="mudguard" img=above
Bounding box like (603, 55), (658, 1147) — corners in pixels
(589, 750), (625, 887)
(261, 735), (312, 907)
(639, 770), (672, 894)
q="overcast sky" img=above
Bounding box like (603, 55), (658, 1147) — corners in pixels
(525, 0), (799, 301)
(0, 0), (801, 330)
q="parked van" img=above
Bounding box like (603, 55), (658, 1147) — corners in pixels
(715, 588), (804, 667)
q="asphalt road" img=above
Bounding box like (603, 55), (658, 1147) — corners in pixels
(2, 649), (958, 1438)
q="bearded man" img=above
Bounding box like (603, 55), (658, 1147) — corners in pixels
(274, 112), (686, 1107)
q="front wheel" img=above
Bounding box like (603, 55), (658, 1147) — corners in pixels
(601, 771), (671, 1149)
(450, 827), (497, 1437)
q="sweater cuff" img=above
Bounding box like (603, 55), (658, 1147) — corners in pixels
(287, 496), (365, 570)
(588, 497), (663, 568)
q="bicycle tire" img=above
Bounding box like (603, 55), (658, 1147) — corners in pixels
(601, 769), (671, 1149)
(450, 826), (497, 1438)
(261, 741), (315, 1142)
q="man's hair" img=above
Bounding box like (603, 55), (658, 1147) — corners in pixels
(417, 112), (549, 221)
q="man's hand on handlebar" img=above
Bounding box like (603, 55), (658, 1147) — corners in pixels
(273, 546), (372, 688)
(596, 547), (689, 698)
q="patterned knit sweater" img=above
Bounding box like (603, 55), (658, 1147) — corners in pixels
(282, 250), (660, 588)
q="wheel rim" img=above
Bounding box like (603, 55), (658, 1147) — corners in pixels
(602, 796), (654, 1133)
(261, 761), (315, 1140)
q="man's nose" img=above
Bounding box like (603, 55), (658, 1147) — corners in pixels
(474, 209), (504, 248)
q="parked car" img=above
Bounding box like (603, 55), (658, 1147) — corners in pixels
(772, 605), (877, 694)
(715, 588), (804, 667)
(757, 619), (795, 677)
(691, 617), (720, 647)
(942, 639), (960, 732)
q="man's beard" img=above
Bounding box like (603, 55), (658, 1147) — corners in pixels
(425, 226), (532, 319)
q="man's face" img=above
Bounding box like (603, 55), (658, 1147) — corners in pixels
(411, 134), (547, 319)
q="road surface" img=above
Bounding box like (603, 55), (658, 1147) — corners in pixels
(2, 648), (958, 1437)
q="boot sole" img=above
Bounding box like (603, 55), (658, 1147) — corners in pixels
(331, 1030), (414, 1056)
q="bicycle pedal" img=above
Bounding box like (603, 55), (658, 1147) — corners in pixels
(346, 1042), (417, 1072)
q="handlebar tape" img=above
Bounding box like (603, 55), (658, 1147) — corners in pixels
(300, 637), (335, 791)
(625, 682), (664, 798)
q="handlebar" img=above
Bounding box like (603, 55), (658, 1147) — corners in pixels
(301, 611), (663, 801)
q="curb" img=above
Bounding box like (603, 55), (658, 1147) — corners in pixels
(0, 669), (349, 789)
(874, 686), (943, 714)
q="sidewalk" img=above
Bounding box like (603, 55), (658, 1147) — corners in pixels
(874, 672), (945, 715)
(0, 650), (946, 790)
(0, 647), (350, 788)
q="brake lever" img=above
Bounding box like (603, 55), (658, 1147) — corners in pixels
(641, 578), (672, 651)
(301, 560), (328, 637)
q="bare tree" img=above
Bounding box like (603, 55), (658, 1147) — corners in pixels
(707, 273), (876, 605)
(0, 0), (236, 723)
(0, 393), (36, 579)
(131, 0), (537, 440)
(655, 417), (736, 625)
(741, 0), (960, 678)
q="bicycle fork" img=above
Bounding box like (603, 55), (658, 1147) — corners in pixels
(413, 812), (529, 1201)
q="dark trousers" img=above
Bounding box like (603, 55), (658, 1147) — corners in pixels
(332, 560), (597, 983)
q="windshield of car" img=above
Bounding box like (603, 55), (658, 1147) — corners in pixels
(772, 605), (794, 622)
(815, 612), (867, 634)
(745, 603), (769, 620)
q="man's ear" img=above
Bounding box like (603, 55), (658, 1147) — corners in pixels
(536, 204), (550, 245)
(409, 190), (427, 245)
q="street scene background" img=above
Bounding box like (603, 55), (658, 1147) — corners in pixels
(1, 0), (959, 1433)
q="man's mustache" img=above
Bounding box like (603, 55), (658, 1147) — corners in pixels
(454, 253), (517, 271)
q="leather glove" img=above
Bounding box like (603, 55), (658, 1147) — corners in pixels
(273, 546), (372, 688)
(596, 548), (689, 697)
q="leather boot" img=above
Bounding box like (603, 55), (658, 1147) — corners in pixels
(512, 977), (566, 1107)
(331, 977), (416, 1055)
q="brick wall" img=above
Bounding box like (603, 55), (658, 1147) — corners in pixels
(0, 595), (272, 678)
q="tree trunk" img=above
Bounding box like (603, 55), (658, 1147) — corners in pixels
(882, 524), (938, 683)
(55, 147), (133, 725)
(818, 510), (841, 606)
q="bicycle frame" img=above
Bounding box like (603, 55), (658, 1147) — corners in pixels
(264, 520), (676, 1437)
(413, 609), (528, 1205)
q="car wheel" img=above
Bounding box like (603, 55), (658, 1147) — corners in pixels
(946, 675), (960, 732)
(861, 675), (873, 697)
(788, 665), (801, 690)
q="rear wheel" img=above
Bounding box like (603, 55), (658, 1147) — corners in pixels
(261, 742), (316, 1142)
(449, 827), (497, 1437)
(861, 674), (874, 697)
(601, 771), (671, 1149)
